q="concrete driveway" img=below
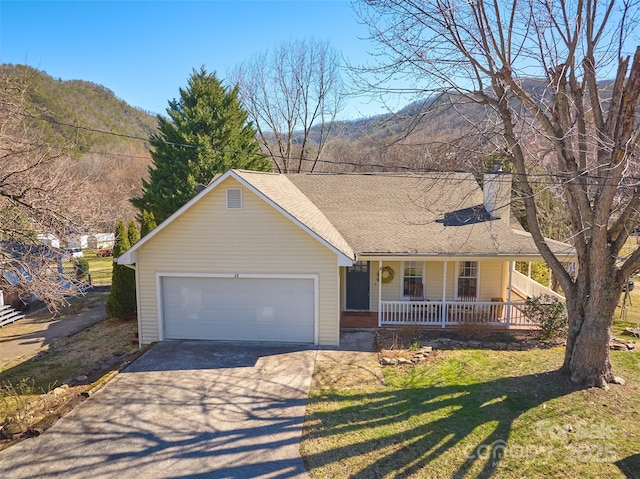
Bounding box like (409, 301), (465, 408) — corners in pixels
(0, 341), (316, 478)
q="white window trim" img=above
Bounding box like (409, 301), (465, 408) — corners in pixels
(455, 261), (480, 300)
(401, 261), (425, 299)
(226, 188), (243, 209)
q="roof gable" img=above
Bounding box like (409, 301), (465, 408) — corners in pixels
(118, 170), (355, 265)
(119, 170), (575, 264)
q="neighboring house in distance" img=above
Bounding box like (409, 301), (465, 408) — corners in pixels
(0, 240), (62, 309)
(88, 233), (115, 249)
(37, 233), (60, 249)
(66, 234), (90, 250)
(66, 233), (115, 250)
(118, 169), (575, 347)
(1, 240), (92, 310)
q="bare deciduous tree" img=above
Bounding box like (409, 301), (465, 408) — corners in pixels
(356, 0), (640, 387)
(71, 144), (152, 231)
(233, 39), (346, 173)
(0, 66), (87, 309)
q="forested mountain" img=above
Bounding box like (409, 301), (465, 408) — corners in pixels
(0, 63), (511, 234)
(1, 64), (157, 154)
(1, 64), (157, 231)
(2, 63), (573, 232)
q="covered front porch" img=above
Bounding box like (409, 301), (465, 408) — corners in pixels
(341, 258), (565, 330)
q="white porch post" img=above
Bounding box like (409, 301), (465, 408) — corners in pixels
(506, 261), (513, 329)
(378, 260), (382, 327)
(527, 261), (532, 278)
(441, 260), (447, 328)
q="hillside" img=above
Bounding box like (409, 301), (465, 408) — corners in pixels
(1, 64), (157, 155)
(1, 64), (577, 229)
(0, 64), (158, 232)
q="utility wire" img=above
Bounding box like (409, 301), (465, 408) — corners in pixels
(18, 110), (640, 184)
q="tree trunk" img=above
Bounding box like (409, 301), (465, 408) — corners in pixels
(562, 272), (624, 388)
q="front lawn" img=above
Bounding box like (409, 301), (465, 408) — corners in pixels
(302, 345), (640, 478)
(0, 291), (138, 445)
(83, 249), (114, 286)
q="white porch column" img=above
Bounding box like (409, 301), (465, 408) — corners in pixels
(506, 261), (513, 329)
(527, 261), (532, 278)
(378, 260), (382, 327)
(441, 260), (447, 328)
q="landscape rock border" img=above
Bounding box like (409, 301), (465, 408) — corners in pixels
(376, 329), (636, 366)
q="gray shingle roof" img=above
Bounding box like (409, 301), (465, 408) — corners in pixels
(227, 170), (574, 259)
(282, 172), (575, 258)
(234, 170), (355, 260)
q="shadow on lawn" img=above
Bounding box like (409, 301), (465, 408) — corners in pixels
(615, 453), (640, 478)
(303, 370), (578, 478)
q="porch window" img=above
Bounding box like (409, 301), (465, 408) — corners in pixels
(457, 261), (478, 300)
(403, 261), (423, 297)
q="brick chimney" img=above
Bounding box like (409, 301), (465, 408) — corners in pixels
(483, 166), (512, 224)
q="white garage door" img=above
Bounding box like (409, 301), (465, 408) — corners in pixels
(161, 276), (315, 343)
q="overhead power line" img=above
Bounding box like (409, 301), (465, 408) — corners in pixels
(18, 110), (640, 184)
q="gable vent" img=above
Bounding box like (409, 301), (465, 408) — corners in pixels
(226, 188), (243, 209)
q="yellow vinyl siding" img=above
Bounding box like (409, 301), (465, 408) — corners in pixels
(364, 260), (510, 310)
(135, 177), (340, 346)
(478, 260), (506, 300)
(425, 261), (443, 300)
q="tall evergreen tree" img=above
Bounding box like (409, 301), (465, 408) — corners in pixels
(106, 220), (136, 318)
(127, 219), (140, 246)
(131, 67), (271, 223)
(140, 210), (157, 237)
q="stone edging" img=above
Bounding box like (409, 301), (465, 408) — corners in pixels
(379, 336), (636, 366)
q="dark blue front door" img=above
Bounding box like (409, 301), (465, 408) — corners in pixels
(346, 261), (370, 310)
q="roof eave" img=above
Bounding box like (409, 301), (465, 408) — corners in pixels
(356, 251), (576, 261)
(117, 169), (356, 266)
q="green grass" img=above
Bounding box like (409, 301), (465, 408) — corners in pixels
(301, 347), (640, 478)
(82, 249), (114, 286)
(0, 291), (137, 437)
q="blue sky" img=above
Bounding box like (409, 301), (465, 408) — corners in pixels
(0, 0), (393, 119)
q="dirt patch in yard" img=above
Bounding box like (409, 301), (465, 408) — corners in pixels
(312, 350), (385, 390)
(312, 331), (385, 390)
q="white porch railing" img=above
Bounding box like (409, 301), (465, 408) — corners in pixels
(511, 270), (565, 302)
(379, 300), (537, 328)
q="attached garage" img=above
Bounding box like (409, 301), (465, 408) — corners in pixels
(118, 171), (355, 347)
(160, 275), (317, 344)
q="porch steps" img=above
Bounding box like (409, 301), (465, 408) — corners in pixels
(0, 304), (25, 327)
(341, 311), (378, 328)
